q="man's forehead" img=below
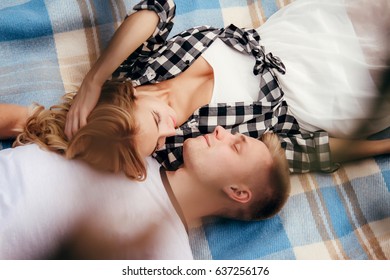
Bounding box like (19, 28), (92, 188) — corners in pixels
(246, 136), (272, 161)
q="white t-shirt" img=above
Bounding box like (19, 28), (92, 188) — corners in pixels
(202, 38), (259, 104)
(0, 144), (192, 260)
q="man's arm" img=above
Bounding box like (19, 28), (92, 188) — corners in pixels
(0, 104), (29, 139)
(329, 137), (390, 163)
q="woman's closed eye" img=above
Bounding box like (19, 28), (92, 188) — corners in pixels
(152, 110), (161, 127)
(150, 110), (161, 154)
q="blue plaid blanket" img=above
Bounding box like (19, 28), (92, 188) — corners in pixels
(0, 0), (389, 259)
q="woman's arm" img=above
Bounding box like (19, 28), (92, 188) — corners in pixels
(65, 10), (159, 139)
(329, 137), (390, 163)
(85, 10), (159, 88)
(0, 104), (29, 139)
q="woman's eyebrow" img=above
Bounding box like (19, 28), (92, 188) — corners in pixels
(151, 111), (159, 133)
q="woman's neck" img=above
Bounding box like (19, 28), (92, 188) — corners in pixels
(135, 57), (214, 126)
(168, 74), (214, 125)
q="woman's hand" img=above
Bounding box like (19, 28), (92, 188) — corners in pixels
(64, 10), (159, 140)
(65, 78), (102, 140)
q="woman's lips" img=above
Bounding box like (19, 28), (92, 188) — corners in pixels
(171, 116), (177, 127)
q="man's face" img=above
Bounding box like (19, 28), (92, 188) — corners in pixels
(182, 126), (273, 188)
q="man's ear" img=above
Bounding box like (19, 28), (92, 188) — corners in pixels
(223, 185), (252, 204)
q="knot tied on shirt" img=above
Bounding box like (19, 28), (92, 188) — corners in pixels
(252, 47), (286, 76)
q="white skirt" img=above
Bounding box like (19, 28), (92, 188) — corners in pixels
(258, 0), (390, 138)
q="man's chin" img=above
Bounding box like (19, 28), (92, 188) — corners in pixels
(182, 137), (196, 148)
(182, 139), (198, 166)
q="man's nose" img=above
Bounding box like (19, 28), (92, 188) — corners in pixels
(214, 126), (243, 144)
(213, 125), (227, 140)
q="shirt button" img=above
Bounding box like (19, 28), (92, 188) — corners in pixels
(145, 67), (156, 79)
(185, 60), (190, 64)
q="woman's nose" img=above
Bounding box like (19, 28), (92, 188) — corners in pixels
(159, 122), (176, 138)
(157, 137), (166, 150)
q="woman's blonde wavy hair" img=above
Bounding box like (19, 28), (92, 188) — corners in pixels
(13, 80), (147, 181)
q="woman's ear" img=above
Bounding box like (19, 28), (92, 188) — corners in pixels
(223, 185), (252, 204)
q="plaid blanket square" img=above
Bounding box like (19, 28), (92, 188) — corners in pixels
(0, 0), (388, 259)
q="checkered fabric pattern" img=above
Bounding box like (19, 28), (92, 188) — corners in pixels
(113, 0), (336, 173)
(0, 0), (389, 260)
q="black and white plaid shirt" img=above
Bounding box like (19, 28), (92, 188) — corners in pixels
(113, 0), (337, 173)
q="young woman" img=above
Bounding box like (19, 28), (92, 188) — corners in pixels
(2, 0), (390, 180)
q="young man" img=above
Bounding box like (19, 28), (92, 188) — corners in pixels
(0, 126), (290, 260)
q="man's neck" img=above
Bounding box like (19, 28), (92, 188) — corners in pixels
(159, 167), (189, 231)
(163, 167), (217, 226)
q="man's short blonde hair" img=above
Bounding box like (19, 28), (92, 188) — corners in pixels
(227, 132), (291, 221)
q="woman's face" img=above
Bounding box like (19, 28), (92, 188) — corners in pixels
(133, 94), (177, 158)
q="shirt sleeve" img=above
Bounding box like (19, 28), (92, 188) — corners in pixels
(129, 0), (176, 52)
(279, 130), (339, 173)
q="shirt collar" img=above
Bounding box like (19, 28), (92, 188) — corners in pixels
(159, 167), (188, 232)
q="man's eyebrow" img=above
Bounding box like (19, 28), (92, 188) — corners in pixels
(240, 135), (249, 152)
